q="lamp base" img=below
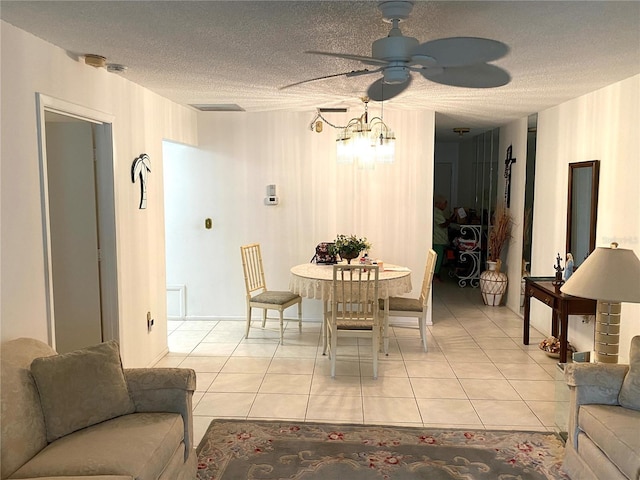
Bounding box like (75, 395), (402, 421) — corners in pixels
(594, 301), (621, 363)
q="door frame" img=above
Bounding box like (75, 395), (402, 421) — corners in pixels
(36, 93), (119, 348)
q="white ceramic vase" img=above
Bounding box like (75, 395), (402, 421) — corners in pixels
(480, 261), (508, 306)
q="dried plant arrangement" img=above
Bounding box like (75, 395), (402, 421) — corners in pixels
(488, 207), (512, 262)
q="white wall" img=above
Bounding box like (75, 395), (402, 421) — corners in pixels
(529, 74), (640, 363)
(498, 118), (529, 313)
(0, 22), (198, 367)
(164, 109), (436, 321)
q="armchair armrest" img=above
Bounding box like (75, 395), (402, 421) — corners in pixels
(564, 362), (628, 404)
(124, 368), (196, 458)
(564, 362), (629, 447)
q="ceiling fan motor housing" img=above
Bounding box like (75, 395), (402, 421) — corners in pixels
(378, 1), (415, 22)
(372, 35), (418, 84)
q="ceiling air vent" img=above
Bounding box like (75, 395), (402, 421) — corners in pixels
(190, 104), (245, 112)
(318, 108), (348, 113)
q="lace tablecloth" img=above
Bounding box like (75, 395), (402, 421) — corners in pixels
(290, 263), (412, 300)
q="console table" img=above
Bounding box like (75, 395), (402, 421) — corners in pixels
(523, 276), (597, 363)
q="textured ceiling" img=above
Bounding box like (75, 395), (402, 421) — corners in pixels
(2, 1), (639, 140)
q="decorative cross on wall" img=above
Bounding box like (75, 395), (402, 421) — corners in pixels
(504, 145), (516, 208)
(131, 153), (151, 209)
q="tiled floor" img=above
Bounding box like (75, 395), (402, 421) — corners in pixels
(157, 273), (562, 445)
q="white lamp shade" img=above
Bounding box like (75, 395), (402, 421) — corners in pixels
(561, 245), (640, 302)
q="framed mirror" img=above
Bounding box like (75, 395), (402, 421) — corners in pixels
(566, 160), (600, 268)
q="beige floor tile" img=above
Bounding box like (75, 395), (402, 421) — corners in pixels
(231, 343), (278, 357)
(310, 375), (361, 396)
(484, 349), (538, 364)
(484, 424), (551, 431)
(192, 391), (204, 408)
(193, 392), (256, 417)
(471, 399), (542, 427)
(153, 355), (186, 367)
(249, 393), (308, 419)
(221, 356), (271, 374)
(363, 397), (422, 424)
(306, 395), (363, 423)
(459, 378), (520, 400)
(176, 320), (218, 331)
(496, 362), (554, 380)
(416, 399), (482, 425)
(404, 361), (456, 378)
(192, 415), (215, 446)
(526, 400), (559, 427)
(360, 359), (408, 378)
(208, 373), (265, 393)
(170, 279), (573, 433)
(508, 380), (557, 401)
(268, 357), (316, 374)
(195, 372), (218, 392)
(190, 342), (238, 356)
(203, 330), (246, 343)
(398, 348), (446, 361)
(449, 362), (505, 379)
(473, 336), (521, 350)
(259, 373), (313, 395)
(314, 358), (361, 376)
(442, 349), (492, 363)
(179, 356), (228, 373)
(274, 345), (319, 358)
(211, 321), (247, 332)
(361, 376), (414, 397)
(410, 378), (467, 399)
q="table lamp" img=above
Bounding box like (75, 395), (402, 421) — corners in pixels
(561, 242), (640, 363)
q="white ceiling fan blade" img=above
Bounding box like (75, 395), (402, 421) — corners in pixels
(367, 77), (412, 101)
(413, 37), (509, 67)
(305, 50), (389, 66)
(421, 63), (511, 88)
(279, 69), (380, 90)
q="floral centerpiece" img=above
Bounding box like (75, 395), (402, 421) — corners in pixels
(539, 336), (576, 358)
(330, 234), (371, 263)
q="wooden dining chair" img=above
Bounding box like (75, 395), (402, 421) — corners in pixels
(326, 264), (380, 379)
(240, 243), (302, 344)
(380, 249), (437, 352)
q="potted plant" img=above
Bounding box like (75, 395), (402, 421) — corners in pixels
(480, 207), (512, 306)
(330, 234), (371, 263)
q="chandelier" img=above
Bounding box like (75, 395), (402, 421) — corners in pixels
(310, 97), (395, 169)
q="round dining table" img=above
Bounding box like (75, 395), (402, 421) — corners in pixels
(290, 262), (412, 354)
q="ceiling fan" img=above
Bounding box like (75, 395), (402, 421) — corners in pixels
(281, 0), (511, 101)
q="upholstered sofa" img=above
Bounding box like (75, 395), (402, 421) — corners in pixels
(563, 336), (640, 480)
(1, 338), (197, 480)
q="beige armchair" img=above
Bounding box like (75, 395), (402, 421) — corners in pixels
(563, 336), (640, 480)
(1, 338), (197, 480)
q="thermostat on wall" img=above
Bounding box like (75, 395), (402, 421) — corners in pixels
(264, 184), (279, 206)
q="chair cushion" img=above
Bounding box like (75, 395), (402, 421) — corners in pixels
(252, 291), (300, 305)
(619, 335), (640, 410)
(382, 296), (423, 312)
(578, 404), (640, 480)
(9, 413), (184, 480)
(30, 340), (135, 442)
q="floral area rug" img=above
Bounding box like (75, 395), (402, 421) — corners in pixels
(196, 420), (569, 479)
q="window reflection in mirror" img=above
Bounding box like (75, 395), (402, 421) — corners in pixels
(566, 160), (600, 269)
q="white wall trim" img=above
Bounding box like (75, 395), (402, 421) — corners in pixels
(166, 284), (186, 319)
(36, 93), (118, 349)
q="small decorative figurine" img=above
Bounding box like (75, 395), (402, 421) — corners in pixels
(552, 252), (564, 289)
(564, 253), (574, 282)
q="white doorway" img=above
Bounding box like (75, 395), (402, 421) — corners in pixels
(36, 94), (119, 353)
